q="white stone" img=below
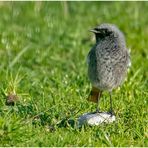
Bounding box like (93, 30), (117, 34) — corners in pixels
(78, 112), (116, 126)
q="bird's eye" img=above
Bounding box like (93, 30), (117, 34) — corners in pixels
(99, 29), (106, 34)
(103, 29), (108, 32)
(94, 28), (100, 31)
(103, 29), (112, 35)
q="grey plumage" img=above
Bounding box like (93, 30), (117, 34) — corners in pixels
(87, 23), (130, 113)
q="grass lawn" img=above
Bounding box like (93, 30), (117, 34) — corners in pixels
(0, 1), (147, 147)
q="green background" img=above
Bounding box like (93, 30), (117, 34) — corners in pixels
(0, 1), (147, 146)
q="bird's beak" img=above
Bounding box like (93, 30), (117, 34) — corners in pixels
(89, 29), (100, 33)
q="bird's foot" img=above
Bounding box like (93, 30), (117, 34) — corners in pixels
(108, 109), (115, 117)
(95, 108), (101, 113)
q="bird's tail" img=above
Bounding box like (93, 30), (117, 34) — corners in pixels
(87, 87), (101, 103)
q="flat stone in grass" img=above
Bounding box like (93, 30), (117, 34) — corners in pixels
(78, 112), (116, 126)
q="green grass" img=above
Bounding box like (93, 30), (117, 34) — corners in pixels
(0, 1), (147, 147)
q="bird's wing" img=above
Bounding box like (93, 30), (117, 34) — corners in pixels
(87, 46), (96, 65)
(86, 50), (91, 65)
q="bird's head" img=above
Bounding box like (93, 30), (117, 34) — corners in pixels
(90, 23), (122, 42)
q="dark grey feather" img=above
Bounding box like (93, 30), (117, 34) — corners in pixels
(88, 23), (130, 91)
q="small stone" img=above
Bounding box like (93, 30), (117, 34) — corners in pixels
(78, 112), (116, 127)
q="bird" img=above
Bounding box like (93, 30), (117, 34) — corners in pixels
(87, 23), (130, 115)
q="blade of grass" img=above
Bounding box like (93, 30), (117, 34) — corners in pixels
(9, 45), (31, 68)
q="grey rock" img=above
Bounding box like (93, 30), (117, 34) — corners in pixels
(78, 112), (116, 126)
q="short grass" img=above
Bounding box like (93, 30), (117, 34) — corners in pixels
(0, 1), (147, 147)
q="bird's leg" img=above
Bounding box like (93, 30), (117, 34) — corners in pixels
(87, 87), (99, 103)
(109, 91), (114, 116)
(96, 91), (102, 113)
(87, 87), (102, 113)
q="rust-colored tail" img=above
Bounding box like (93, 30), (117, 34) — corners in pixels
(87, 87), (101, 103)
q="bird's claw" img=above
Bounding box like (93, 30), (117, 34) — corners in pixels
(108, 109), (115, 116)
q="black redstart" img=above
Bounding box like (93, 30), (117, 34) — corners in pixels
(87, 23), (130, 114)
